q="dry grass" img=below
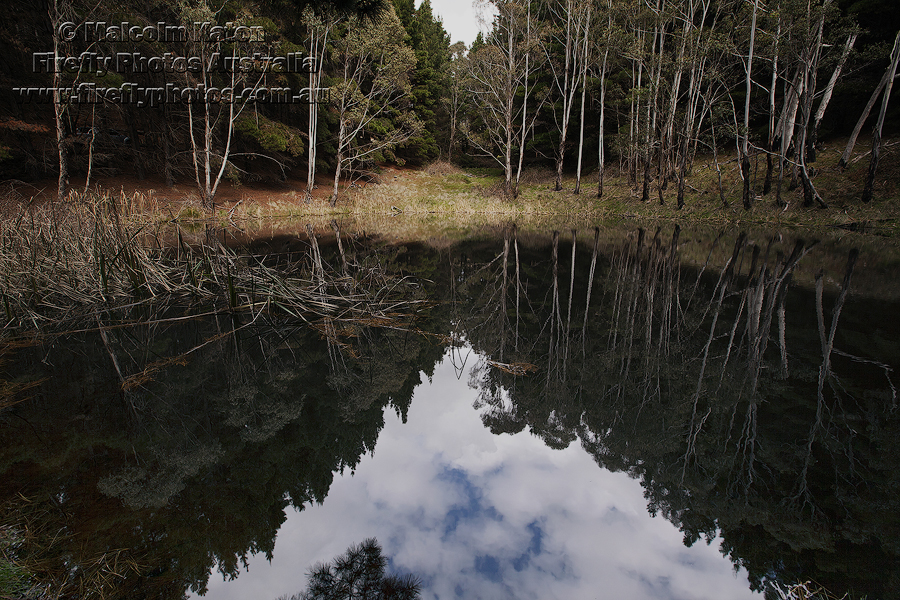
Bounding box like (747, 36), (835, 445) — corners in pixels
(2, 142), (896, 310)
(0, 189), (427, 337)
(40, 141), (896, 236)
(328, 139), (900, 237)
(423, 160), (464, 176)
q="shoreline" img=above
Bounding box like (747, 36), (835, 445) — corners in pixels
(5, 139), (899, 237)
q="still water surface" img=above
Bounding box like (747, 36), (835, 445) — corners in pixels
(199, 347), (756, 600)
(2, 222), (898, 600)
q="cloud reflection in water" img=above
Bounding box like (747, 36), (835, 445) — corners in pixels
(200, 350), (758, 600)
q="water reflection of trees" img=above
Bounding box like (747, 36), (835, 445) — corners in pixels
(456, 227), (900, 598)
(2, 224), (898, 599)
(0, 227), (446, 599)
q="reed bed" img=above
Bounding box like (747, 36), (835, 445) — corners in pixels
(0, 191), (427, 337)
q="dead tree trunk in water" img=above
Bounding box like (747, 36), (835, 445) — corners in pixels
(500, 228), (510, 361)
(658, 225), (680, 354)
(514, 225), (521, 352)
(547, 231), (565, 384)
(331, 219), (348, 276)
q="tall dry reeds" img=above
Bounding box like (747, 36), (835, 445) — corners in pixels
(0, 190), (425, 336)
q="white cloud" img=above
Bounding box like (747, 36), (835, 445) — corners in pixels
(418, 0), (496, 48)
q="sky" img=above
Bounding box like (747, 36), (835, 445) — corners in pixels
(197, 348), (759, 600)
(418, 0), (495, 48)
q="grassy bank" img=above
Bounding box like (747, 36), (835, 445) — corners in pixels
(10, 136), (898, 238)
(340, 139), (900, 236)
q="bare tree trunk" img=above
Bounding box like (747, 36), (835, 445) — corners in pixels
(710, 111), (727, 206)
(741, 0), (760, 210)
(630, 55), (642, 185)
(798, 5), (829, 208)
(838, 67), (895, 168)
(332, 119), (346, 207)
(514, 2), (533, 198)
(52, 5), (68, 202)
(307, 31), (319, 199)
(84, 104), (95, 195)
(677, 0), (711, 208)
(863, 30), (900, 203)
(161, 105), (176, 187)
(552, 1), (581, 192)
(307, 24), (330, 201)
(676, 56), (701, 209)
(764, 18), (781, 196)
(664, 7), (690, 184)
(504, 114), (513, 197)
(775, 65), (804, 206)
(643, 7), (665, 204)
(597, 49), (608, 198)
(307, 61), (318, 200)
(809, 32), (856, 162)
(574, 6), (591, 195)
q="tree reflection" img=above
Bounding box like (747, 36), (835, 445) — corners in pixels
(456, 227), (900, 598)
(1, 224), (898, 599)
(278, 538), (421, 600)
(0, 226), (446, 599)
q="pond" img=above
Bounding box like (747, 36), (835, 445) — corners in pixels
(1, 220), (898, 600)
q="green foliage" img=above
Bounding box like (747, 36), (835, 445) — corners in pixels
(328, 4), (423, 195)
(390, 0), (451, 164)
(235, 114), (305, 157)
(469, 31), (485, 55)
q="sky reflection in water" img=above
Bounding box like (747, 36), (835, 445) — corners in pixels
(200, 348), (757, 600)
